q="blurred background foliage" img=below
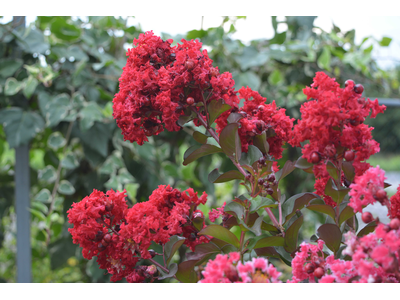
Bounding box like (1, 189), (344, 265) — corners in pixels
(0, 16), (399, 282)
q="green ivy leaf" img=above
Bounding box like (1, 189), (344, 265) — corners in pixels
(61, 153), (79, 170)
(50, 17), (82, 41)
(268, 69), (283, 85)
(44, 94), (71, 128)
(23, 76), (39, 99)
(38, 165), (57, 183)
(34, 189), (51, 203)
(0, 108), (45, 148)
(47, 132), (66, 150)
(79, 102), (104, 131)
(58, 180), (75, 195)
(0, 58), (23, 78)
(4, 77), (25, 96)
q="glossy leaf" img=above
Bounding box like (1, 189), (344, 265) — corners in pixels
(275, 160), (296, 181)
(249, 197), (277, 212)
(224, 202), (245, 220)
(326, 161), (338, 181)
(193, 131), (208, 144)
(306, 204), (336, 221)
(254, 236), (285, 249)
(317, 223), (342, 253)
(227, 112), (243, 124)
(357, 221), (377, 237)
(164, 236), (186, 266)
(58, 180), (76, 195)
(294, 156), (313, 170)
(342, 161), (355, 183)
(208, 99), (231, 125)
(282, 192), (319, 223)
(198, 225), (240, 249)
(208, 169), (244, 184)
(253, 132), (269, 154)
(239, 145), (263, 166)
(338, 205), (355, 226)
(324, 178), (349, 205)
(183, 144), (222, 165)
(284, 215), (304, 253)
(175, 260), (199, 283)
(0, 58), (23, 77)
(158, 263), (178, 280)
(219, 123), (241, 162)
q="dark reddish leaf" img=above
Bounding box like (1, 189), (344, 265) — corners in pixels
(282, 192), (320, 223)
(295, 156), (313, 170)
(183, 144), (222, 165)
(198, 224), (240, 249)
(175, 260), (198, 283)
(253, 132), (269, 154)
(192, 216), (204, 232)
(254, 236), (285, 249)
(357, 221), (377, 237)
(208, 169), (244, 183)
(338, 205), (355, 226)
(307, 204), (336, 221)
(224, 201), (245, 220)
(219, 123), (241, 162)
(192, 131), (208, 144)
(157, 263), (178, 280)
(317, 223), (342, 253)
(342, 161), (355, 183)
(208, 99), (231, 125)
(275, 160), (296, 181)
(227, 112), (243, 123)
(254, 246), (280, 258)
(284, 215), (304, 253)
(164, 236), (186, 266)
(326, 161), (338, 181)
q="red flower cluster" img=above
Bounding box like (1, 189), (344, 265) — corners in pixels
(113, 31), (239, 145)
(67, 189), (141, 281)
(120, 185), (208, 259)
(290, 72), (386, 206)
(216, 87), (294, 159)
(348, 166), (387, 213)
(200, 252), (281, 283)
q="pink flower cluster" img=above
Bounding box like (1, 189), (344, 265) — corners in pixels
(348, 166), (387, 213)
(200, 252), (281, 283)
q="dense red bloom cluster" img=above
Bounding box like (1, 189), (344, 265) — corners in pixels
(67, 189), (142, 281)
(390, 185), (400, 220)
(348, 166), (387, 213)
(113, 31), (239, 145)
(200, 252), (281, 283)
(290, 72), (385, 206)
(120, 185), (208, 259)
(216, 87), (294, 159)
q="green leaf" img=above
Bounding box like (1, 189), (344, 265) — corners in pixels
(338, 205), (355, 226)
(192, 216), (204, 232)
(284, 215), (304, 253)
(326, 161), (338, 181)
(275, 160), (296, 181)
(4, 77), (24, 96)
(23, 76), (39, 99)
(253, 132), (269, 154)
(47, 132), (66, 150)
(317, 223), (342, 253)
(183, 144), (222, 165)
(219, 123), (241, 162)
(324, 178), (349, 205)
(79, 102), (104, 131)
(44, 94), (71, 127)
(254, 236), (285, 249)
(268, 69), (283, 85)
(307, 204), (336, 221)
(208, 99), (231, 125)
(198, 225), (240, 249)
(295, 156), (313, 170)
(227, 112), (243, 124)
(30, 208), (46, 222)
(233, 71), (261, 91)
(50, 17), (81, 41)
(249, 197), (277, 212)
(0, 108), (45, 148)
(379, 37), (392, 47)
(58, 180), (75, 195)
(224, 202), (245, 220)
(61, 153), (79, 170)
(34, 188), (51, 203)
(38, 165), (57, 183)
(357, 221), (377, 237)
(193, 131), (208, 144)
(282, 192), (319, 223)
(317, 46), (331, 71)
(186, 243), (220, 261)
(0, 58), (23, 78)
(163, 236), (186, 267)
(16, 28), (49, 54)
(342, 161), (355, 183)
(208, 169), (244, 183)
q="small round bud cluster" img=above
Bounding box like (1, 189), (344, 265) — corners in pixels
(345, 79), (364, 94)
(97, 233), (113, 251)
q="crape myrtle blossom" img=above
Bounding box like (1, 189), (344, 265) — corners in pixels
(290, 72), (386, 207)
(200, 252), (282, 283)
(113, 31), (239, 145)
(216, 87), (294, 160)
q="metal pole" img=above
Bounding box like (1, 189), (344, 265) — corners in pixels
(12, 16), (32, 283)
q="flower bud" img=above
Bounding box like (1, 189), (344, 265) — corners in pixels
(354, 84), (364, 94)
(266, 188), (274, 195)
(146, 265), (157, 276)
(311, 152), (320, 164)
(185, 59), (195, 70)
(344, 150), (355, 161)
(345, 79), (355, 87)
(94, 231), (104, 242)
(186, 97), (195, 106)
(266, 174), (275, 182)
(305, 263), (315, 274)
(103, 233), (112, 243)
(389, 218), (400, 230)
(148, 249), (156, 258)
(98, 242), (106, 251)
(375, 189), (387, 202)
(324, 144), (336, 158)
(313, 267), (324, 279)
(258, 178), (265, 185)
(361, 212), (373, 224)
